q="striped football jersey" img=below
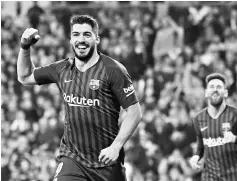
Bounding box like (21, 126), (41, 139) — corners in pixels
(193, 105), (237, 181)
(34, 52), (138, 167)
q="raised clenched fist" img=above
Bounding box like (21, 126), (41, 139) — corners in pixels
(21, 28), (40, 49)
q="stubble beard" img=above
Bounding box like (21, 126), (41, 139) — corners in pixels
(209, 96), (224, 108)
(72, 44), (95, 63)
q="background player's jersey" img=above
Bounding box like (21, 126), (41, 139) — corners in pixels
(193, 105), (237, 181)
(34, 52), (138, 167)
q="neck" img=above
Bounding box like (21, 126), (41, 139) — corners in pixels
(75, 50), (99, 72)
(207, 101), (226, 119)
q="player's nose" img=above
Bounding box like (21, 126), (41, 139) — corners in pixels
(77, 34), (86, 42)
(213, 87), (218, 91)
(75, 40), (86, 47)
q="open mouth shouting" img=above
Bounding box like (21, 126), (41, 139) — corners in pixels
(211, 93), (221, 100)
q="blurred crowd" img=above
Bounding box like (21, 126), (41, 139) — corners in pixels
(1, 1), (237, 181)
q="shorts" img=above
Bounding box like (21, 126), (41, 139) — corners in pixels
(53, 156), (127, 181)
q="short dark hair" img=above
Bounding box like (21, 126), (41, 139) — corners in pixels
(70, 15), (99, 35)
(205, 73), (226, 87)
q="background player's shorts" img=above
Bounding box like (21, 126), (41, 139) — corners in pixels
(53, 156), (127, 181)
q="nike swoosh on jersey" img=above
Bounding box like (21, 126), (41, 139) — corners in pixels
(200, 126), (208, 132)
(64, 80), (73, 83)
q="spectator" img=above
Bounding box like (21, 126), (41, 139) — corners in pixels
(27, 2), (44, 29)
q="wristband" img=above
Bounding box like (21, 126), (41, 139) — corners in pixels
(20, 37), (39, 50)
(20, 42), (31, 50)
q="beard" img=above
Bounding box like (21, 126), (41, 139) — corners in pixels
(209, 95), (224, 107)
(72, 43), (95, 63)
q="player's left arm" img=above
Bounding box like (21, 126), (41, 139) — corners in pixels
(224, 111), (237, 144)
(224, 130), (237, 144)
(99, 103), (142, 165)
(113, 102), (142, 147)
(98, 63), (142, 165)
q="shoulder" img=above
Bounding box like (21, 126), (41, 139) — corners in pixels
(227, 105), (237, 115)
(100, 53), (127, 74)
(53, 58), (71, 67)
(193, 107), (207, 121)
(227, 105), (237, 111)
(51, 58), (72, 71)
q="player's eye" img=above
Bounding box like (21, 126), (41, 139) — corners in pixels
(84, 33), (92, 38)
(217, 85), (223, 89)
(72, 32), (79, 37)
(209, 85), (223, 90)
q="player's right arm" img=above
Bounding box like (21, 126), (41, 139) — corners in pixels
(17, 28), (59, 85)
(190, 117), (204, 170)
(17, 28), (40, 85)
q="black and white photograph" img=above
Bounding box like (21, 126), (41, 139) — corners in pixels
(1, 1), (237, 181)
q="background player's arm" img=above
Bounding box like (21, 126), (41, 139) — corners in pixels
(224, 113), (237, 144)
(190, 118), (204, 170)
(194, 126), (204, 159)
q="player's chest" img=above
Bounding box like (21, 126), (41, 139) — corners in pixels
(199, 114), (235, 138)
(199, 119), (223, 138)
(59, 69), (110, 98)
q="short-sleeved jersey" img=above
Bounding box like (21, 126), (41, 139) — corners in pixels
(34, 52), (139, 168)
(193, 105), (237, 181)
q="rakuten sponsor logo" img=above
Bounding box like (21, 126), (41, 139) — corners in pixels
(203, 137), (226, 147)
(123, 84), (135, 97)
(63, 93), (100, 107)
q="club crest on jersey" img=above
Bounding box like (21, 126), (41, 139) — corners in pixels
(89, 79), (100, 90)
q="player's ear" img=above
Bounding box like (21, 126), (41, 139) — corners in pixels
(95, 36), (100, 45)
(205, 89), (208, 98)
(224, 89), (228, 98)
